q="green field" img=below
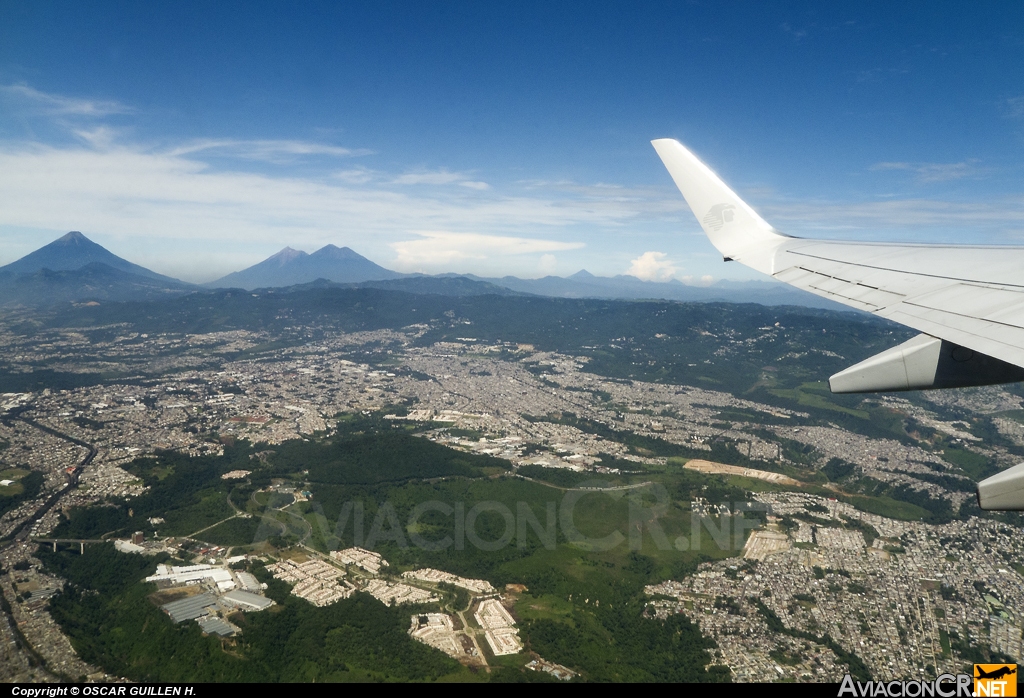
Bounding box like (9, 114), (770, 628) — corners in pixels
(0, 468), (32, 496)
(0, 468), (45, 518)
(199, 516), (265, 547)
(770, 382), (870, 419)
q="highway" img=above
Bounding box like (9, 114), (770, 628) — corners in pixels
(0, 407), (98, 543)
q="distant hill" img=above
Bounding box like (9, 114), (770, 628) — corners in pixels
(202, 243), (845, 309)
(446, 271), (852, 311)
(253, 269), (847, 310)
(270, 275), (524, 297)
(208, 245), (404, 289)
(0, 231), (181, 283)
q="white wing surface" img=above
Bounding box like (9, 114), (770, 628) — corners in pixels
(652, 138), (1024, 510)
(652, 138), (1024, 370)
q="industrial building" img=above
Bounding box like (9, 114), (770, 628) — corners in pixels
(160, 593), (218, 623)
(145, 564), (236, 592)
(197, 617), (237, 637)
(219, 589), (274, 612)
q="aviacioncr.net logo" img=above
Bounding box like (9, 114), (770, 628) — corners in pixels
(975, 664), (1017, 697)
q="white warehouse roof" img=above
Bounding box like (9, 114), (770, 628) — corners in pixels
(220, 589), (274, 611)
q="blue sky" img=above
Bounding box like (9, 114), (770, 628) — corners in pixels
(2, 1), (1024, 283)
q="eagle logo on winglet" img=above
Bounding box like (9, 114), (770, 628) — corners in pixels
(702, 203), (736, 231)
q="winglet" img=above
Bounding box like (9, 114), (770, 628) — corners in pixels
(978, 462), (1024, 510)
(652, 139), (789, 274)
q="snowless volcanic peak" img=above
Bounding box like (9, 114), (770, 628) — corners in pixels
(208, 244), (403, 289)
(0, 231), (175, 281)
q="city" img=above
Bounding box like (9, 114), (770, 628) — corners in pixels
(1, 306), (1023, 681)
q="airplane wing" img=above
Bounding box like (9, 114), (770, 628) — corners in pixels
(652, 138), (1024, 510)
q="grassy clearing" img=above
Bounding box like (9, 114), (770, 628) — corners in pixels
(941, 447), (997, 481)
(160, 488), (236, 536)
(0, 468), (31, 480)
(0, 468), (31, 496)
(836, 493), (931, 521)
(770, 383), (870, 419)
(514, 592), (576, 624)
(149, 465), (175, 481)
(992, 409), (1024, 425)
(199, 517), (264, 547)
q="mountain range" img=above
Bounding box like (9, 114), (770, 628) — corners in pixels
(208, 244), (403, 289)
(0, 232), (850, 311)
(445, 270), (841, 308)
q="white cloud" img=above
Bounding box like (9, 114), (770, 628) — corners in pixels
(389, 232), (582, 270)
(626, 251), (679, 281)
(762, 197), (1024, 234)
(392, 170), (488, 190)
(72, 126), (120, 149)
(392, 170), (465, 185)
(538, 253), (557, 273)
(870, 160), (982, 183)
(0, 142), (635, 257)
(15, 83), (1024, 283)
(1004, 95), (1024, 120)
(0, 87), (670, 274)
(168, 139), (371, 162)
(516, 179), (690, 219)
(331, 168), (378, 184)
(0, 83), (133, 117)
(780, 22), (809, 40)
